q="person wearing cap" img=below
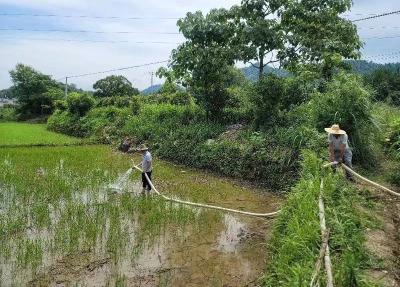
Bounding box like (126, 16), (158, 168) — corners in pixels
(136, 144), (153, 195)
(325, 124), (353, 179)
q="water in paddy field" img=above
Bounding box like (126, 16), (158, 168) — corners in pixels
(0, 145), (282, 287)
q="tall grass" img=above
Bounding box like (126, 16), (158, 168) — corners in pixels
(264, 151), (378, 286)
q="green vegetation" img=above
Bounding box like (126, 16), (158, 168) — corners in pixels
(2, 0), (399, 284)
(93, 75), (140, 98)
(264, 152), (378, 286)
(0, 106), (17, 122)
(0, 142), (274, 285)
(0, 122), (82, 146)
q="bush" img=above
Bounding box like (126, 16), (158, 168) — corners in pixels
(81, 107), (130, 142)
(47, 110), (88, 137)
(54, 100), (67, 111)
(143, 92), (194, 106)
(308, 72), (376, 167)
(66, 92), (95, 116)
(0, 106), (17, 121)
(130, 96), (141, 115)
(250, 74), (285, 128)
(95, 96), (131, 108)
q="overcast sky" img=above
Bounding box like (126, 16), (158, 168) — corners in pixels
(0, 0), (399, 91)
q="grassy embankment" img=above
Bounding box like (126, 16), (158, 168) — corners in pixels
(263, 103), (400, 287)
(263, 152), (382, 286)
(0, 122), (82, 147)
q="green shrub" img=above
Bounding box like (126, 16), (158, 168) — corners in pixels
(66, 92), (95, 116)
(385, 118), (400, 160)
(0, 106), (17, 122)
(308, 72), (376, 167)
(251, 74), (285, 128)
(130, 96), (141, 115)
(54, 100), (67, 111)
(81, 107), (130, 142)
(47, 110), (88, 137)
(95, 96), (131, 108)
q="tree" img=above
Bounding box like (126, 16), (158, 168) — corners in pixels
(66, 92), (95, 116)
(279, 0), (362, 74)
(250, 74), (285, 128)
(93, 75), (139, 98)
(9, 63), (62, 118)
(365, 68), (400, 105)
(230, 0), (284, 79)
(166, 9), (238, 119)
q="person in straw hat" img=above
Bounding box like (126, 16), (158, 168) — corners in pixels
(136, 144), (153, 195)
(325, 124), (353, 179)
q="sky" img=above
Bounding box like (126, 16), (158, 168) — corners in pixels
(0, 0), (399, 91)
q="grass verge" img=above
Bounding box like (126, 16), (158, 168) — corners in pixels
(263, 151), (379, 286)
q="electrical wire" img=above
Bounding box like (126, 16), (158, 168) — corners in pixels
(65, 60), (169, 78)
(0, 13), (179, 20)
(351, 10), (400, 22)
(0, 28), (181, 35)
(0, 36), (182, 44)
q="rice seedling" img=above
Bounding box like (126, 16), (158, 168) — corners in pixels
(0, 122), (82, 146)
(0, 144), (277, 285)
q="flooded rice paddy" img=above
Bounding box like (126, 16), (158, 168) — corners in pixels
(0, 145), (282, 286)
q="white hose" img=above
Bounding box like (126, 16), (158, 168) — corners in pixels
(341, 164), (400, 198)
(323, 162), (399, 197)
(132, 165), (280, 218)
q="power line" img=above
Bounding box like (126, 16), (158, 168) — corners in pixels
(363, 34), (400, 40)
(0, 28), (181, 35)
(351, 10), (400, 22)
(0, 36), (182, 44)
(357, 26), (400, 30)
(0, 13), (180, 20)
(65, 60), (169, 78)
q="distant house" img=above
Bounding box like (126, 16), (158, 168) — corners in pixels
(0, 98), (16, 107)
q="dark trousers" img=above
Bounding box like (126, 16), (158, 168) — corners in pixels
(142, 171), (152, 191)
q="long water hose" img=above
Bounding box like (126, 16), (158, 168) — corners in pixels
(132, 165), (280, 218)
(131, 162), (399, 218)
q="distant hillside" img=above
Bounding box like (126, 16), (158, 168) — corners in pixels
(346, 60), (400, 75)
(139, 60), (400, 92)
(241, 65), (290, 81)
(141, 84), (162, 95)
(241, 60), (400, 80)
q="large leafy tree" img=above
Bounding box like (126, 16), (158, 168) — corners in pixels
(93, 75), (139, 98)
(278, 0), (362, 74)
(230, 0), (284, 79)
(9, 64), (62, 118)
(166, 9), (238, 119)
(229, 0), (361, 78)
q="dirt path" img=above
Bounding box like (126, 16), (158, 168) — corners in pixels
(360, 182), (400, 287)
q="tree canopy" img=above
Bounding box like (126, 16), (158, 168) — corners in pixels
(162, 0), (361, 118)
(9, 63), (63, 118)
(93, 75), (139, 98)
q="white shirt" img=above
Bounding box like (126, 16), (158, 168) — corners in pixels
(142, 151), (152, 172)
(328, 133), (349, 151)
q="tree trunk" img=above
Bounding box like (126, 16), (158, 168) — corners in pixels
(258, 49), (265, 80)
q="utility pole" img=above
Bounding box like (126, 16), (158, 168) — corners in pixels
(65, 77), (68, 97)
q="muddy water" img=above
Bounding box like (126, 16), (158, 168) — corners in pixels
(1, 148), (282, 287)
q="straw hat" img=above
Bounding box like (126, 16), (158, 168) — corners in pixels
(324, 124), (346, 135)
(137, 144), (149, 151)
